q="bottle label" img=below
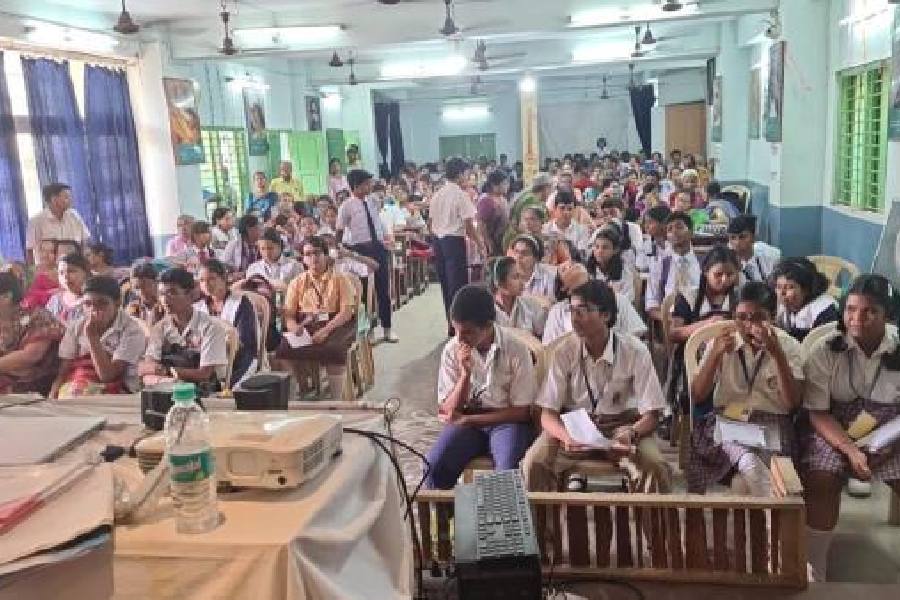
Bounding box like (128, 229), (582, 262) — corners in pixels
(169, 449), (214, 483)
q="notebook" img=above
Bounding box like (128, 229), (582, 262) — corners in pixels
(0, 416), (106, 466)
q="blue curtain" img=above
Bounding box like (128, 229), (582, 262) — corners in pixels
(388, 102), (405, 179)
(0, 52), (27, 261)
(21, 57), (97, 237)
(84, 65), (152, 263)
(629, 84), (655, 158)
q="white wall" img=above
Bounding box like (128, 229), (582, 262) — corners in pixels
(397, 93), (521, 164)
(538, 96), (639, 157)
(321, 84), (379, 174)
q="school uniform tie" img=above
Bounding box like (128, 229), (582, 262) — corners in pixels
(359, 198), (380, 244)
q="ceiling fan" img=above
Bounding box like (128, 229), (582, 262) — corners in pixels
(631, 25), (646, 58)
(218, 1), (238, 56)
(348, 54), (358, 85)
(471, 40), (526, 71)
(600, 75), (610, 100)
(440, 0), (460, 36)
(113, 0), (139, 34)
(641, 22), (656, 46)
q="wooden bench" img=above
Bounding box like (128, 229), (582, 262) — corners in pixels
(415, 490), (807, 589)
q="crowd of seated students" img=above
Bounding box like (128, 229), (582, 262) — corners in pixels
(411, 148), (898, 583)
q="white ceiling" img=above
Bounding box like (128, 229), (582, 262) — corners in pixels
(0, 0), (778, 95)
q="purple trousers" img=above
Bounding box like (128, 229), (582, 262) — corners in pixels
(424, 422), (536, 489)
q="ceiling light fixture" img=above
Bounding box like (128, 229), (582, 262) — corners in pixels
(233, 25), (343, 47)
(519, 75), (536, 93)
(24, 22), (119, 52)
(225, 74), (270, 91)
(381, 55), (466, 79)
(661, 1), (684, 12)
(572, 42), (633, 63)
(568, 3), (697, 28)
(113, 0), (139, 35)
(442, 104), (490, 121)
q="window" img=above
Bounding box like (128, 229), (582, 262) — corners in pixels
(438, 134), (497, 162)
(834, 62), (888, 212)
(199, 127), (249, 214)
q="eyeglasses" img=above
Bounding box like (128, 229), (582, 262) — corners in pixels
(570, 304), (601, 317)
(734, 312), (768, 323)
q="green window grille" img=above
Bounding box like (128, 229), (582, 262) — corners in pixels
(199, 127), (250, 214)
(834, 62), (888, 212)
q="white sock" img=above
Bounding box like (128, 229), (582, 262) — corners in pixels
(737, 453), (772, 497)
(806, 527), (833, 582)
(325, 366), (346, 400)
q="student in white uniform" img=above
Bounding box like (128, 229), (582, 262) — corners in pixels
(635, 205), (671, 274)
(645, 212), (700, 317)
(509, 234), (557, 302)
(210, 207), (238, 257)
(585, 225), (635, 303)
(522, 280), (671, 493)
(487, 256), (548, 339)
(52, 276), (147, 398)
(245, 227), (303, 293)
(543, 263), (646, 345)
(425, 285), (537, 489)
(801, 275), (900, 581)
(598, 197), (642, 272)
(688, 282), (804, 495)
(727, 215), (776, 283)
(772, 257), (840, 342)
(541, 191), (591, 257)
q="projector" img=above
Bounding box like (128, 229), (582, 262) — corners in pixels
(135, 412), (343, 489)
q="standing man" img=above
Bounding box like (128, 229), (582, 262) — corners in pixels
(25, 183), (91, 265)
(269, 161), (303, 202)
(429, 158), (486, 335)
(337, 169), (397, 343)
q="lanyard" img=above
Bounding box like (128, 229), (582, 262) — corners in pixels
(469, 334), (500, 409)
(580, 334), (618, 412)
(847, 350), (884, 401)
(737, 347), (766, 395)
(307, 275), (327, 308)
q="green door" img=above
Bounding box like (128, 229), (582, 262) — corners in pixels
(290, 131), (327, 196)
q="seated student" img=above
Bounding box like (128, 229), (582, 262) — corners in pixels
(727, 215), (776, 283)
(504, 205), (545, 252)
(586, 225), (635, 303)
(425, 285), (538, 489)
(22, 239), (61, 309)
(295, 215), (320, 250)
(318, 205), (338, 237)
(177, 220), (214, 274)
(85, 242), (128, 281)
(124, 261), (165, 329)
(687, 282), (804, 495)
(274, 236), (357, 400)
(195, 259), (259, 387)
(598, 197), (642, 271)
(138, 268), (229, 392)
(522, 280), (671, 493)
(509, 234), (557, 302)
(801, 275), (900, 581)
(210, 207), (238, 256)
(669, 245), (741, 344)
(645, 211), (701, 318)
(0, 271), (66, 395)
(635, 205), (671, 274)
(246, 227), (303, 293)
(487, 256), (548, 339)
(222, 214), (263, 278)
(51, 276), (147, 398)
(772, 258), (839, 341)
(543, 263), (646, 345)
(541, 191), (591, 257)
(165, 214), (194, 258)
(47, 252), (89, 325)
(320, 234), (378, 279)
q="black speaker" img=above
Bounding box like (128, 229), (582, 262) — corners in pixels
(141, 383), (175, 431)
(233, 372), (291, 410)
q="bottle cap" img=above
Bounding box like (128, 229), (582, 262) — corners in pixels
(172, 382), (196, 404)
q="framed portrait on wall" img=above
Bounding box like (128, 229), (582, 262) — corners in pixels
(243, 88), (269, 156)
(765, 41), (785, 142)
(711, 75), (723, 142)
(749, 67), (761, 139)
(306, 96), (322, 132)
(162, 77), (204, 165)
(889, 9), (900, 140)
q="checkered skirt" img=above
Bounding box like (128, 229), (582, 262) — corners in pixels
(801, 398), (900, 482)
(687, 410), (796, 494)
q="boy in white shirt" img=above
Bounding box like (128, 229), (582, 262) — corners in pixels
(645, 211), (700, 317)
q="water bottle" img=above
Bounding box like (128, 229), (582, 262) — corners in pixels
(165, 382), (219, 534)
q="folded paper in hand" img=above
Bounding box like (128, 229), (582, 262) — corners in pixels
(715, 416), (781, 451)
(561, 408), (611, 450)
(284, 330), (313, 349)
(856, 416), (900, 453)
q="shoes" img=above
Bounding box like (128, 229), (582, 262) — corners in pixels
(847, 478), (872, 498)
(382, 332), (399, 344)
(566, 473), (587, 492)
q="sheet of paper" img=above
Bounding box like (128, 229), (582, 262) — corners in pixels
(716, 417), (767, 448)
(862, 416), (900, 452)
(561, 408), (611, 450)
(283, 330), (313, 348)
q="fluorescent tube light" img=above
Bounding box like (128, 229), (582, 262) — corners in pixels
(519, 75), (536, 93)
(233, 26), (343, 47)
(569, 3), (698, 28)
(24, 22), (118, 52)
(572, 42), (634, 63)
(382, 55), (467, 79)
(442, 104), (490, 121)
(322, 93), (342, 109)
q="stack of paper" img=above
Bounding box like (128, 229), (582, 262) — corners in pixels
(714, 416), (781, 451)
(856, 416), (900, 453)
(561, 409), (611, 450)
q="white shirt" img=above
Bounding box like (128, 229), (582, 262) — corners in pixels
(738, 253), (777, 284)
(538, 332), (665, 416)
(211, 226), (238, 255)
(804, 327), (900, 411)
(58, 309), (148, 391)
(645, 249), (701, 310)
(25, 209), (91, 250)
(437, 325), (537, 411)
(429, 181), (476, 238)
(593, 263), (636, 304)
(494, 296), (548, 339)
(380, 203), (408, 232)
(701, 329), (804, 415)
(542, 220), (591, 254)
(636, 238), (668, 274)
(146, 309), (229, 376)
(337, 195), (386, 244)
(245, 256), (303, 287)
(542, 293), (647, 345)
(777, 294), (837, 332)
(523, 263), (557, 301)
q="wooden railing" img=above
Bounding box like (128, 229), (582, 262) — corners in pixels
(415, 491), (807, 589)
